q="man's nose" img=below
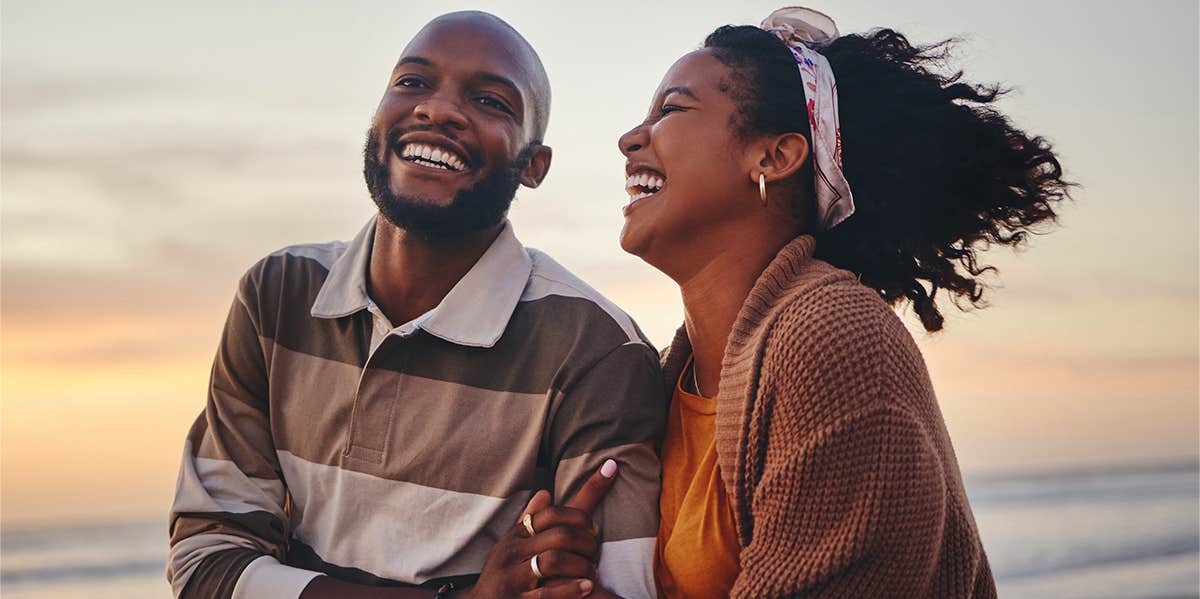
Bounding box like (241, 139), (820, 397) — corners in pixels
(413, 95), (469, 130)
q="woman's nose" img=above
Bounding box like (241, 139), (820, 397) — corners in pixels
(618, 124), (647, 156)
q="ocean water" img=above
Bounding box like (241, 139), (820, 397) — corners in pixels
(969, 462), (1199, 598)
(3, 463), (1197, 598)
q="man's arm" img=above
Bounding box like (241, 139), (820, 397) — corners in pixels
(168, 265), (321, 599)
(546, 341), (667, 599)
(170, 266), (603, 599)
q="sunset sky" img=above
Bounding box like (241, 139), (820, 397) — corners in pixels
(3, 0), (1197, 526)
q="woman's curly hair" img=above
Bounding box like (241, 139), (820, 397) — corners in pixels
(704, 25), (1072, 332)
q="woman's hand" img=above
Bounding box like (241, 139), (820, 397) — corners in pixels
(460, 460), (620, 599)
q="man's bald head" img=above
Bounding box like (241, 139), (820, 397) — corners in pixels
(364, 10), (555, 240)
(405, 11), (551, 143)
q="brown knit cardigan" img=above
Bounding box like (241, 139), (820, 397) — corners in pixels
(660, 234), (996, 598)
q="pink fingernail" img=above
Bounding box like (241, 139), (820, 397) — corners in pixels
(600, 459), (617, 478)
(579, 579), (594, 593)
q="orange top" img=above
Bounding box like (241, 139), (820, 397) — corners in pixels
(654, 356), (741, 599)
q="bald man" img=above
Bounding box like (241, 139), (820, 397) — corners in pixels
(167, 12), (664, 599)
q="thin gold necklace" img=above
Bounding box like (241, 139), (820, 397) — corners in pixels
(690, 358), (705, 397)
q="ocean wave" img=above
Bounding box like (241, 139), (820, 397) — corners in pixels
(970, 463), (1199, 583)
(2, 559), (165, 585)
(966, 461), (1199, 507)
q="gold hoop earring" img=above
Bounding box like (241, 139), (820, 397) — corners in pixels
(758, 172), (768, 206)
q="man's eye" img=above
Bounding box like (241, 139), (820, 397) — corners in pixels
(477, 96), (513, 114)
(394, 77), (427, 88)
(661, 104), (684, 115)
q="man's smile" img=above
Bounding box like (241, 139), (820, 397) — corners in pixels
(396, 142), (469, 172)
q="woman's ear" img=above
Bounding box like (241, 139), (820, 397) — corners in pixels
(751, 133), (809, 183)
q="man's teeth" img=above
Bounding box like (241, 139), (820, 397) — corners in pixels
(399, 143), (467, 171)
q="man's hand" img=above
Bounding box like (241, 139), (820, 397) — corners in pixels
(462, 459), (620, 599)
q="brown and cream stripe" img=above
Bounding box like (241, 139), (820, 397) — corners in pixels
(169, 219), (666, 599)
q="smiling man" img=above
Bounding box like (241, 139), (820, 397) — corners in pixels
(167, 12), (664, 599)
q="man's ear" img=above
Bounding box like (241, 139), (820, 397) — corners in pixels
(520, 144), (553, 188)
(752, 132), (809, 183)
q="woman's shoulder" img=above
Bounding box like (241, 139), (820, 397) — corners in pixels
(761, 258), (929, 416)
(769, 257), (903, 350)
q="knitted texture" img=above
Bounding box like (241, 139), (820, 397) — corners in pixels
(661, 234), (996, 598)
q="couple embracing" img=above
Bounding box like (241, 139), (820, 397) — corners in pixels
(169, 7), (1068, 599)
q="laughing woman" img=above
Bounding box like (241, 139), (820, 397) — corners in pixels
(613, 7), (1069, 599)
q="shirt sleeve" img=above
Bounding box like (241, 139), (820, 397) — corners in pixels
(167, 266), (321, 599)
(545, 341), (668, 599)
(731, 405), (947, 599)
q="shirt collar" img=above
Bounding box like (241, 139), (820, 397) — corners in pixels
(310, 214), (533, 349)
(310, 216), (377, 320)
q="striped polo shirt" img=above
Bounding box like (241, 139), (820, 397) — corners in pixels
(168, 216), (666, 599)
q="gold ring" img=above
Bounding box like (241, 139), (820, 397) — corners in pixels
(530, 554), (545, 579)
(522, 513), (536, 537)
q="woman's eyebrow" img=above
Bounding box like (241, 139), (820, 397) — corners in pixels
(662, 86), (699, 100)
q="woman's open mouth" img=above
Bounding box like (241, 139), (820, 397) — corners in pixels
(624, 169), (666, 213)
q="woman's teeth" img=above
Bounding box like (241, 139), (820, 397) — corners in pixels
(624, 172), (665, 205)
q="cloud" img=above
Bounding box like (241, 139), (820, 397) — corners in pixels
(0, 73), (182, 116)
(1, 261), (232, 322)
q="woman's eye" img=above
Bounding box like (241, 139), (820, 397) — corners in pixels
(660, 104), (684, 115)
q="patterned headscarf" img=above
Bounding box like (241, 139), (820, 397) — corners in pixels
(760, 7), (855, 231)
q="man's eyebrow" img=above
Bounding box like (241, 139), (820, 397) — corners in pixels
(396, 56), (433, 67)
(478, 72), (523, 99)
(663, 86), (699, 100)
(393, 57), (522, 98)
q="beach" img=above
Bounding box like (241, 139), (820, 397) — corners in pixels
(3, 461), (1196, 598)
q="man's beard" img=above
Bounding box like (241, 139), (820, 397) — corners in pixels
(362, 128), (533, 241)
